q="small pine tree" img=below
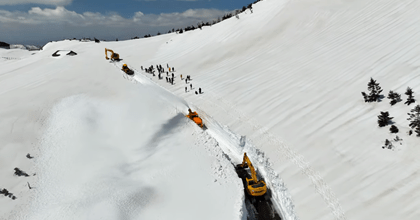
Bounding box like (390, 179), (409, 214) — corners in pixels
(407, 105), (420, 136)
(378, 111), (393, 127)
(404, 87), (415, 105)
(387, 90), (401, 106)
(362, 78), (383, 102)
(390, 125), (399, 133)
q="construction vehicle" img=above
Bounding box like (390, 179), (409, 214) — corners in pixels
(122, 64), (134, 75)
(236, 153), (267, 197)
(186, 108), (204, 128)
(105, 48), (120, 61)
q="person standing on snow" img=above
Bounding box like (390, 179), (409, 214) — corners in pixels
(190, 84), (192, 90)
(185, 87), (187, 93)
(199, 88), (202, 94)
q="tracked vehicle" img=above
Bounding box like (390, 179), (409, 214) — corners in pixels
(236, 153), (267, 196)
(105, 48), (121, 61)
(122, 64), (134, 75)
(186, 109), (204, 128)
(235, 152), (281, 220)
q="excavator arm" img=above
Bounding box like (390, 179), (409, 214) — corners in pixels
(105, 48), (120, 61)
(240, 153), (258, 182)
(238, 153), (267, 196)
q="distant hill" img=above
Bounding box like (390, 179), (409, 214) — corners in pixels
(0, 42), (40, 51)
(0, 41), (10, 49)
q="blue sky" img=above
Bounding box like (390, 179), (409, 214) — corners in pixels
(0, 0), (254, 46)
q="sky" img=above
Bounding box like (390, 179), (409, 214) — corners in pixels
(0, 0), (254, 46)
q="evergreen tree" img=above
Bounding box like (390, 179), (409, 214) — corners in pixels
(404, 87), (415, 105)
(390, 125), (399, 133)
(361, 78), (383, 102)
(387, 90), (401, 106)
(407, 105), (420, 136)
(378, 111), (393, 127)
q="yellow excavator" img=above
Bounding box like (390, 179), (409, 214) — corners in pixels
(236, 152), (267, 197)
(105, 48), (120, 61)
(186, 108), (204, 128)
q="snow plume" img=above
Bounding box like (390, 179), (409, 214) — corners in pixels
(23, 91), (169, 220)
(15, 81), (243, 220)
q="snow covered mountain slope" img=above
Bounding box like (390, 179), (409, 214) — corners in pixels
(0, 45), (245, 220)
(1, 0), (420, 219)
(100, 0), (420, 219)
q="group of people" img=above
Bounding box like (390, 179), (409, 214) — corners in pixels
(141, 63), (203, 95)
(182, 74), (202, 95)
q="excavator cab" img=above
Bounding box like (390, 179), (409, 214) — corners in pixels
(236, 153), (267, 196)
(186, 108), (204, 128)
(105, 48), (120, 61)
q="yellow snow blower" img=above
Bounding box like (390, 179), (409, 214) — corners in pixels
(186, 108), (204, 128)
(122, 64), (134, 75)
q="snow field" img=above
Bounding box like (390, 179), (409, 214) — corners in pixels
(2, 0), (420, 219)
(1, 42), (244, 220)
(106, 0), (420, 219)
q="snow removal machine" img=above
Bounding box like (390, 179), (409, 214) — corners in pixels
(122, 64), (134, 75)
(236, 152), (267, 196)
(186, 108), (204, 128)
(235, 153), (281, 219)
(105, 48), (121, 61)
